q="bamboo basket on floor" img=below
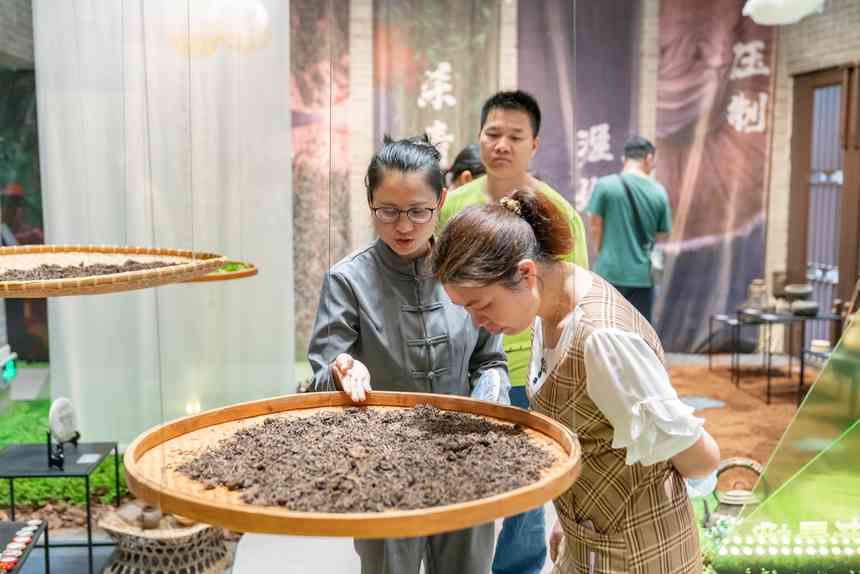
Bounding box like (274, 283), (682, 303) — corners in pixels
(0, 245), (226, 298)
(125, 391), (582, 538)
(99, 511), (231, 574)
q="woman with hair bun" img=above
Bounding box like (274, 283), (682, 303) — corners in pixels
(432, 187), (719, 574)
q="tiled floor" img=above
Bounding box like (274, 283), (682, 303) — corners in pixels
(229, 504), (561, 574)
(18, 546), (113, 574)
(14, 508), (560, 573)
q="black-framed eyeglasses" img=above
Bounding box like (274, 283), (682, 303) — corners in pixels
(370, 205), (438, 224)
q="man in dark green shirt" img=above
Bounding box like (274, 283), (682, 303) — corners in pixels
(586, 136), (671, 323)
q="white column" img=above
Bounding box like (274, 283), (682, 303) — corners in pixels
(637, 0), (659, 141)
(349, 0), (374, 251)
(499, 0), (518, 90)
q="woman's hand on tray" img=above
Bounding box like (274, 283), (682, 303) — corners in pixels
(331, 353), (373, 403)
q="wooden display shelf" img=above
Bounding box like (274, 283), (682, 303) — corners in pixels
(125, 391), (581, 538)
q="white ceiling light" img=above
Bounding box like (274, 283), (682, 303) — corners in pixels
(742, 0), (826, 25)
(171, 0), (271, 57)
(220, 0), (271, 52)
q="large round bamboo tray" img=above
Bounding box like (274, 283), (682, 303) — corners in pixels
(184, 260), (258, 283)
(125, 391), (582, 538)
(0, 245), (226, 298)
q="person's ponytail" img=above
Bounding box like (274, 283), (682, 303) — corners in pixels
(433, 185), (574, 287)
(507, 188), (572, 259)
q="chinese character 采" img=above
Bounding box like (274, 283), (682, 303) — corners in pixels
(417, 62), (457, 111)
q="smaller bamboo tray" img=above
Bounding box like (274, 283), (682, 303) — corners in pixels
(184, 260), (258, 283)
(125, 392), (582, 538)
(0, 245), (226, 298)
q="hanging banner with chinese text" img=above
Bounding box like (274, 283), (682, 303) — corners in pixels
(373, 0), (500, 167)
(291, 0), (351, 355)
(654, 0), (776, 352)
(517, 0), (576, 202)
(571, 0), (640, 215)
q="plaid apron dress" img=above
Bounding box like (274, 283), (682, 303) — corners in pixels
(532, 275), (702, 574)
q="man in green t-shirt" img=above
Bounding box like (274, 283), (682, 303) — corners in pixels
(585, 135), (671, 323)
(438, 90), (588, 574)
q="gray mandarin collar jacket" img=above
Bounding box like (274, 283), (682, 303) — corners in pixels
(308, 239), (510, 403)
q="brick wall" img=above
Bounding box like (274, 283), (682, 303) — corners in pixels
(766, 0), (860, 289)
(638, 0), (659, 142)
(0, 0), (33, 69)
(779, 0), (860, 76)
(349, 0), (375, 252)
(499, 0), (518, 90)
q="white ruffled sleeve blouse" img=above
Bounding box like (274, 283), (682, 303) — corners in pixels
(530, 315), (704, 466)
(583, 327), (704, 465)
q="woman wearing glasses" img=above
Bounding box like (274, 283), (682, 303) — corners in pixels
(307, 134), (509, 574)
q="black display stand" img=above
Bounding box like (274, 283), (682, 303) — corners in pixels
(0, 442), (119, 574)
(708, 310), (842, 403)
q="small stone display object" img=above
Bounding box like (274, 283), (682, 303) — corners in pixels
(177, 404), (557, 513)
(4, 543), (24, 552)
(14, 528), (35, 536)
(26, 520), (42, 527)
(141, 506), (163, 530)
(116, 501), (171, 531)
(1, 557), (17, 571)
(11, 536), (31, 545)
(0, 549), (22, 558)
(116, 502), (144, 527)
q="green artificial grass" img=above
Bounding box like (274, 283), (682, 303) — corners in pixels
(0, 400), (128, 508)
(16, 360), (49, 370)
(1, 358), (313, 508)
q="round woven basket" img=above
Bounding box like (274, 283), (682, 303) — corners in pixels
(99, 511), (231, 574)
(0, 245), (226, 298)
(124, 391), (582, 538)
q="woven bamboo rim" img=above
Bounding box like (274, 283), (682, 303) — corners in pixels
(125, 391), (582, 538)
(99, 511), (211, 541)
(184, 260), (258, 283)
(0, 245), (226, 298)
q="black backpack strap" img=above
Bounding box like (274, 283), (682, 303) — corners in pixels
(618, 174), (653, 252)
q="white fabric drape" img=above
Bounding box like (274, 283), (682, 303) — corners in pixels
(33, 0), (294, 446)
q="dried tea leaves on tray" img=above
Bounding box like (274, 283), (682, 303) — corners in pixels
(0, 260), (179, 282)
(176, 405), (556, 513)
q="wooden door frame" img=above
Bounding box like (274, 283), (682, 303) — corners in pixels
(787, 66), (860, 304)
